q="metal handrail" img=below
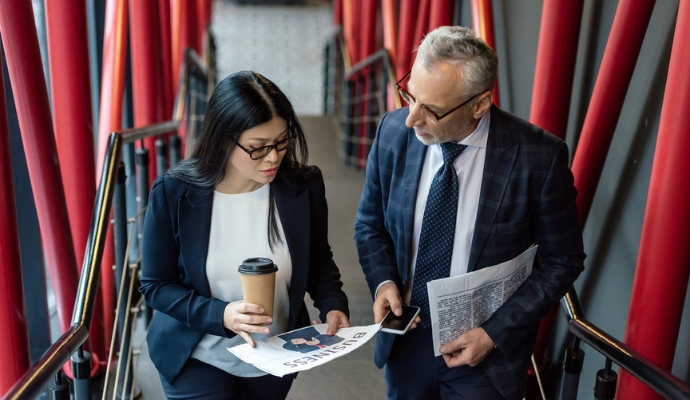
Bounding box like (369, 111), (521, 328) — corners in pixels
(561, 290), (690, 399)
(333, 28), (401, 110)
(2, 45), (210, 400)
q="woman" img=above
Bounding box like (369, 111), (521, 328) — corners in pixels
(140, 71), (350, 399)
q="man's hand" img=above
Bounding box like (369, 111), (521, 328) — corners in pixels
(439, 327), (495, 368)
(373, 282), (403, 323)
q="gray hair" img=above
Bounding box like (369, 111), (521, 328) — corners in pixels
(416, 26), (498, 95)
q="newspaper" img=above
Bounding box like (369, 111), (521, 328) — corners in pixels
(227, 323), (380, 377)
(427, 244), (538, 356)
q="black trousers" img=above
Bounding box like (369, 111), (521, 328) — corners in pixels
(160, 358), (295, 400)
(384, 327), (505, 400)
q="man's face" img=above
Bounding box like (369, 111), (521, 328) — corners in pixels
(403, 61), (484, 145)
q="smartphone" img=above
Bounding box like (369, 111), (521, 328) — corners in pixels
(380, 305), (421, 335)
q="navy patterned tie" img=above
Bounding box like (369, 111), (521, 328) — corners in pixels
(410, 142), (467, 330)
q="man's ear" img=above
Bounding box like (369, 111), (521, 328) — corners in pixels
(472, 91), (493, 119)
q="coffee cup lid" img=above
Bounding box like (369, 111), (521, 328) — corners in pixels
(238, 257), (278, 275)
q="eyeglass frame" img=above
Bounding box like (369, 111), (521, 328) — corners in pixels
(395, 70), (483, 123)
(231, 135), (295, 160)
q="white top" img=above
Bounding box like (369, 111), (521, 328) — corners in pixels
(404, 111), (490, 303)
(190, 184), (292, 377)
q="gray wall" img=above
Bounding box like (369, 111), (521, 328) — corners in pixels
(479, 0), (689, 397)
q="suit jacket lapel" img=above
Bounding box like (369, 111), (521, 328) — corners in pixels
(271, 174), (309, 326)
(468, 106), (518, 272)
(402, 132), (427, 282)
(178, 184), (214, 297)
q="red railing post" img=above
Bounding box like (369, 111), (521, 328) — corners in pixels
(529, 0), (584, 140)
(97, 0), (129, 360)
(0, 0), (80, 338)
(617, 2), (690, 398)
(130, 0), (162, 186)
(428, 0), (453, 31)
(382, 0), (397, 110)
(44, 0), (106, 368)
(412, 0), (430, 56)
(356, 0), (377, 168)
(171, 0), (196, 156)
(397, 0), (420, 78)
(0, 48), (31, 398)
(570, 0), (656, 228)
(470, 0), (499, 106)
(526, 2), (584, 396)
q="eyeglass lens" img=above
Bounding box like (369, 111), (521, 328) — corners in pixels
(248, 136), (294, 159)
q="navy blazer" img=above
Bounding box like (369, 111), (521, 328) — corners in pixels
(354, 106), (585, 400)
(140, 167), (349, 384)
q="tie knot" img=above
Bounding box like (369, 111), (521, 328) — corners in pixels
(440, 142), (467, 165)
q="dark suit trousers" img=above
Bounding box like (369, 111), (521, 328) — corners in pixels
(383, 328), (505, 400)
(160, 358), (295, 400)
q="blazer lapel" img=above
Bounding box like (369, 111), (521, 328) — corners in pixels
(271, 175), (309, 325)
(468, 107), (518, 272)
(402, 133), (427, 281)
(178, 185), (214, 297)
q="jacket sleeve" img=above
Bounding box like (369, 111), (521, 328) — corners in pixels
(304, 168), (350, 322)
(139, 176), (233, 338)
(354, 113), (404, 299)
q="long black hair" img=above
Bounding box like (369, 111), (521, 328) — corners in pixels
(168, 70), (309, 248)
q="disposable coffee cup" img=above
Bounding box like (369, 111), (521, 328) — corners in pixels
(238, 257), (278, 323)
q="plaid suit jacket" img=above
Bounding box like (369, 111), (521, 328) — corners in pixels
(354, 106), (585, 400)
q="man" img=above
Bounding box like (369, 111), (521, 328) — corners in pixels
(354, 26), (585, 400)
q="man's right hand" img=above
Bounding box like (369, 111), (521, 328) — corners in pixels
(373, 282), (404, 323)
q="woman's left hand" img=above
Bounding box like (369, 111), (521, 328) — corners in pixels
(312, 310), (351, 335)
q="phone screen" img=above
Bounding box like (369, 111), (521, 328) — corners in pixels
(380, 305), (420, 334)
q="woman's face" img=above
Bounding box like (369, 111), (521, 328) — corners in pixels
(220, 117), (290, 193)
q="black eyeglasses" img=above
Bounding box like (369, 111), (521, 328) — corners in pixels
(232, 135), (295, 160)
(395, 70), (482, 123)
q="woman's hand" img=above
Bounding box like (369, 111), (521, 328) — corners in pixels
(312, 310), (351, 335)
(223, 301), (273, 347)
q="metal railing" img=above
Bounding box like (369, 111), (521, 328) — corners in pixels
(2, 44), (213, 400)
(558, 289), (690, 399)
(324, 28), (400, 170)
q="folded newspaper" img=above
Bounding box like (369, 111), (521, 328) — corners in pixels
(228, 323), (380, 377)
(427, 244), (538, 356)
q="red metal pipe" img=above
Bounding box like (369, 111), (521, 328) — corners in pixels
(381, 0), (397, 111)
(130, 0), (160, 185)
(470, 0), (499, 106)
(357, 0), (377, 167)
(529, 0), (584, 140)
(44, 0), (107, 366)
(397, 0), (420, 78)
(171, 0), (195, 157)
(333, 0), (343, 26)
(617, 2), (690, 398)
(0, 48), (31, 397)
(412, 0), (430, 57)
(97, 0), (128, 172)
(570, 0), (656, 228)
(342, 0), (359, 65)
(381, 0), (397, 63)
(158, 0), (173, 117)
(428, 0), (453, 31)
(0, 0), (79, 336)
(526, 1), (585, 394)
(96, 0), (129, 360)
